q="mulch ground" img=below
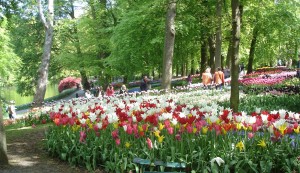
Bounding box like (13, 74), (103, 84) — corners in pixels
(0, 125), (105, 173)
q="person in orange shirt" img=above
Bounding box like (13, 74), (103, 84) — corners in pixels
(213, 67), (225, 90)
(202, 68), (212, 89)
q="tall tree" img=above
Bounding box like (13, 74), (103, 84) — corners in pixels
(214, 0), (223, 69)
(33, 0), (54, 107)
(162, 0), (177, 90)
(0, 102), (8, 165)
(0, 14), (20, 166)
(230, 0), (241, 112)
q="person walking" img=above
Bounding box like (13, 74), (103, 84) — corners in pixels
(187, 74), (192, 86)
(8, 100), (16, 120)
(213, 67), (225, 90)
(202, 68), (212, 89)
(140, 76), (150, 92)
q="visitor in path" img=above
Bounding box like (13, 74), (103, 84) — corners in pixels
(8, 100), (16, 120)
(223, 66), (230, 79)
(140, 76), (150, 92)
(202, 68), (212, 89)
(106, 84), (115, 96)
(119, 84), (128, 95)
(97, 86), (104, 98)
(85, 90), (92, 98)
(187, 74), (192, 86)
(213, 67), (225, 90)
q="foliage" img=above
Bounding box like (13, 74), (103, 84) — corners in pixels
(220, 94), (300, 113)
(0, 15), (21, 86)
(58, 77), (81, 93)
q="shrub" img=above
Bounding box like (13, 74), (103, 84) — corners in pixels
(58, 77), (81, 93)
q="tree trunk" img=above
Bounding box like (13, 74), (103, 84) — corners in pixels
(191, 59), (195, 75)
(200, 39), (208, 74)
(0, 102), (9, 165)
(247, 27), (258, 74)
(181, 62), (186, 77)
(230, 0), (241, 112)
(226, 38), (232, 68)
(176, 63), (179, 77)
(208, 36), (216, 73)
(215, 0), (222, 69)
(33, 0), (54, 107)
(162, 0), (176, 90)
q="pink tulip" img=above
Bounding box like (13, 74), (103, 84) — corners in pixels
(146, 138), (153, 149)
(167, 127), (174, 135)
(115, 138), (121, 146)
(79, 131), (87, 143)
(111, 129), (119, 139)
(248, 132), (255, 139)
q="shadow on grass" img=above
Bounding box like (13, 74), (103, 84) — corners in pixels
(1, 124), (87, 173)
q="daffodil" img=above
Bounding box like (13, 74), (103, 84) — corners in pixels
(236, 141), (244, 151)
(257, 140), (267, 148)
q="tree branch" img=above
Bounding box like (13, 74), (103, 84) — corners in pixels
(37, 0), (48, 29)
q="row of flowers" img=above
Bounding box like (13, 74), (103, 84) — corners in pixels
(45, 89), (300, 172)
(244, 66), (293, 78)
(239, 71), (296, 86)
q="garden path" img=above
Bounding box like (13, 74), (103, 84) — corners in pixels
(0, 125), (105, 173)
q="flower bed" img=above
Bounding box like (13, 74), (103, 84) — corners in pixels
(45, 90), (300, 172)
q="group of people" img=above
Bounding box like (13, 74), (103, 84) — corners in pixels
(202, 67), (225, 90)
(84, 83), (128, 99)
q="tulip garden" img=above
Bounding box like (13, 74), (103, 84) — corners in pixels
(41, 67), (300, 173)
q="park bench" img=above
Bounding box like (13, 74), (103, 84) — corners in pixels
(133, 158), (186, 173)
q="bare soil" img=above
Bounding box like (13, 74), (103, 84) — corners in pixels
(0, 125), (105, 173)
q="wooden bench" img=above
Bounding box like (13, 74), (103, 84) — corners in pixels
(133, 158), (186, 173)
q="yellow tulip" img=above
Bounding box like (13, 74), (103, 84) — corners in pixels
(257, 140), (267, 148)
(294, 126), (300, 134)
(236, 123), (242, 130)
(125, 142), (131, 148)
(202, 127), (208, 134)
(113, 122), (119, 129)
(158, 123), (165, 131)
(138, 126), (143, 132)
(279, 124), (287, 135)
(157, 135), (165, 143)
(236, 141), (244, 151)
(193, 128), (197, 134)
(153, 130), (160, 137)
